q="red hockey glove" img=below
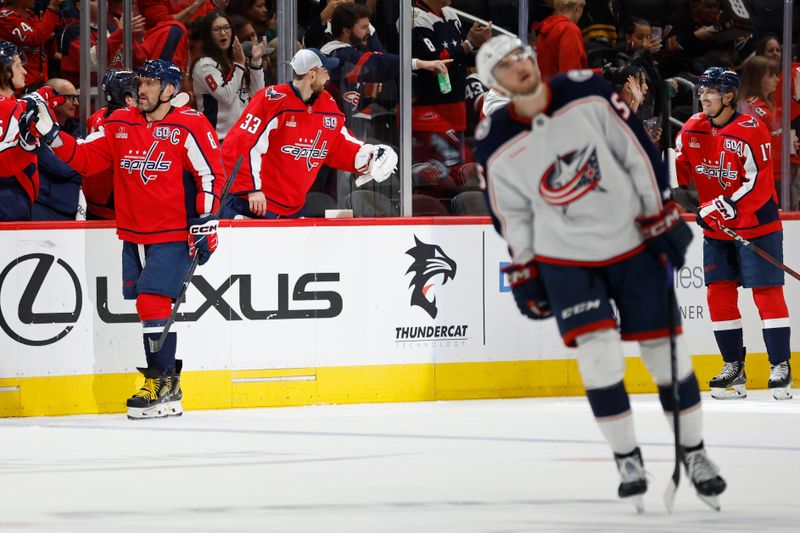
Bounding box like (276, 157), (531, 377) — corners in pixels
(188, 215), (219, 265)
(636, 200), (693, 269)
(502, 261), (552, 320)
(34, 86), (67, 110)
(698, 195), (736, 231)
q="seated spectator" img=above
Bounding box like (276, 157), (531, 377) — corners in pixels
(535, 0), (587, 78)
(0, 0), (60, 88)
(228, 0), (274, 39)
(306, 0), (384, 52)
(137, 0), (216, 31)
(192, 12), (267, 141)
(753, 33), (781, 64)
(230, 13), (258, 43)
(0, 41), (38, 222)
(617, 18), (662, 56)
(31, 79), (84, 221)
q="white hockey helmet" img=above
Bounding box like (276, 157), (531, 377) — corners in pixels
(476, 35), (533, 89)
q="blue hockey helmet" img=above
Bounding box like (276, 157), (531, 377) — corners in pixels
(698, 67), (740, 92)
(135, 59), (182, 89)
(0, 40), (20, 67)
(102, 68), (136, 105)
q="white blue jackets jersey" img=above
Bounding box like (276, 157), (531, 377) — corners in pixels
(473, 72), (670, 266)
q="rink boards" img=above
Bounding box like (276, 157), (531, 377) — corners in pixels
(1, 216), (799, 417)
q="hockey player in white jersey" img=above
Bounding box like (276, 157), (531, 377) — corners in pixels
(473, 35), (726, 512)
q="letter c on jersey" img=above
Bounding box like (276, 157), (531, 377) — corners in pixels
(0, 254), (83, 346)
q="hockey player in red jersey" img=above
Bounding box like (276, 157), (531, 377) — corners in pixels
(474, 35), (725, 512)
(221, 48), (397, 218)
(21, 60), (225, 419)
(0, 40), (38, 221)
(0, 0), (59, 87)
(82, 68), (137, 220)
(675, 67), (793, 401)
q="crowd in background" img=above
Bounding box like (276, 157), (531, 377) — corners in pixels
(0, 0), (798, 221)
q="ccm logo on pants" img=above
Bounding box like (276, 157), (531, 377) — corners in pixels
(561, 299), (601, 319)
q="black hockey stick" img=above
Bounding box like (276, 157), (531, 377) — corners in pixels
(148, 155), (243, 353)
(673, 196), (800, 282)
(663, 268), (681, 513)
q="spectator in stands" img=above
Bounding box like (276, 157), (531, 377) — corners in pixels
(739, 56), (781, 189)
(31, 81), (84, 221)
(137, 0), (217, 31)
(0, 0), (60, 88)
(617, 18), (662, 56)
(411, 0), (491, 205)
(770, 38), (800, 210)
(321, 3), (397, 130)
(192, 12), (267, 141)
(306, 0), (384, 52)
(230, 13), (258, 43)
(535, 0), (587, 78)
(228, 0), (274, 39)
(754, 33), (781, 65)
(0, 41), (38, 222)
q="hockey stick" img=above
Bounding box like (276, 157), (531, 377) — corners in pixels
(148, 155), (243, 353)
(673, 196), (800, 282)
(663, 264), (681, 513)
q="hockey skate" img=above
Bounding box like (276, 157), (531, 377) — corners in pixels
(127, 367), (173, 420)
(709, 360), (746, 399)
(169, 360), (184, 416)
(768, 361), (793, 401)
(682, 442), (726, 511)
(614, 447), (647, 513)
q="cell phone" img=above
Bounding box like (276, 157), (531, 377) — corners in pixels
(651, 27), (663, 42)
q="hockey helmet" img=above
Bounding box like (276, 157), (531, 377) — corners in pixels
(102, 68), (136, 106)
(697, 67), (740, 92)
(135, 59), (182, 90)
(0, 40), (20, 68)
(476, 35), (534, 89)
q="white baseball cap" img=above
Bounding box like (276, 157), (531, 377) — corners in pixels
(290, 48), (340, 75)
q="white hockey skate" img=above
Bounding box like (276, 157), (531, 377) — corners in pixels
(614, 448), (647, 514)
(709, 361), (746, 400)
(768, 361), (793, 401)
(682, 443), (726, 511)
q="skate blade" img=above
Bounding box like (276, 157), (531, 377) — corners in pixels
(696, 492), (721, 512)
(771, 386), (793, 401)
(167, 400), (184, 417)
(623, 494), (644, 514)
(127, 404), (170, 420)
(710, 385), (746, 400)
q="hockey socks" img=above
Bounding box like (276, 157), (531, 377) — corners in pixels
(657, 372), (703, 448)
(753, 286), (791, 366)
(708, 282), (744, 363)
(586, 381), (638, 455)
(137, 293), (176, 372)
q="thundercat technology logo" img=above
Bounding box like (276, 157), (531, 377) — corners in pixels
(405, 236), (457, 319)
(539, 145), (603, 206)
(119, 142), (172, 185)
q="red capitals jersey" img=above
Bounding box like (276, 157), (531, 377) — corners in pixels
(0, 7), (59, 87)
(53, 107), (224, 243)
(0, 95), (38, 202)
(222, 84), (363, 216)
(739, 96), (781, 178)
(81, 107), (116, 220)
(675, 112), (782, 240)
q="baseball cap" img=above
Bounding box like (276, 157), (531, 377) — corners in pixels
(290, 48), (340, 75)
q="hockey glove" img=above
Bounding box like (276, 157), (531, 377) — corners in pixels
(698, 195), (736, 231)
(17, 102), (41, 152)
(188, 214), (219, 265)
(354, 144), (398, 186)
(502, 261), (552, 320)
(19, 92), (61, 146)
(636, 200), (693, 269)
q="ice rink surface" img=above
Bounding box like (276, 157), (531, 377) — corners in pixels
(1, 391), (799, 532)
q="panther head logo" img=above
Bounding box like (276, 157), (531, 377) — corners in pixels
(405, 236), (457, 319)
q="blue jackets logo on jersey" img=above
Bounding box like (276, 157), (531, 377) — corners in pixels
(405, 236), (457, 319)
(119, 142), (173, 185)
(539, 145), (603, 206)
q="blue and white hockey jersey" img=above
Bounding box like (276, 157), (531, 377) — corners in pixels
(473, 71), (671, 266)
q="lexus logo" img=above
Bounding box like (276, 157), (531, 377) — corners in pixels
(0, 254), (82, 346)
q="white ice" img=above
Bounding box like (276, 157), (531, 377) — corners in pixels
(1, 391), (799, 532)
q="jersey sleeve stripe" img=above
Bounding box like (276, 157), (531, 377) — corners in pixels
(0, 114), (19, 153)
(729, 143), (759, 203)
(249, 116), (280, 191)
(183, 132), (216, 214)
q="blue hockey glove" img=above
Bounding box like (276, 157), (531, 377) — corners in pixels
(502, 261), (552, 320)
(188, 214), (219, 265)
(636, 200), (693, 269)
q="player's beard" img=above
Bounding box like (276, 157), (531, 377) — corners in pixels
(139, 88), (172, 114)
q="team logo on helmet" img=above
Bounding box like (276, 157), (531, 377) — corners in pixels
(539, 145), (605, 206)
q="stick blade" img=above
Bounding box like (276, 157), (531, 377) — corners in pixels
(663, 477), (678, 513)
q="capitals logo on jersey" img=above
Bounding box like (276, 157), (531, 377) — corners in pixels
(693, 151), (738, 190)
(119, 142), (173, 185)
(538, 145), (604, 206)
(280, 131), (329, 171)
(265, 86), (286, 101)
